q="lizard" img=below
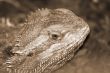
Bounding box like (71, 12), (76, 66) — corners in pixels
(2, 8), (90, 73)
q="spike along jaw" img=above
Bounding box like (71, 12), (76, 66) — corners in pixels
(5, 8), (90, 73)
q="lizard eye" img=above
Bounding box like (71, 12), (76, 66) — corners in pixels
(51, 34), (59, 40)
(49, 31), (62, 40)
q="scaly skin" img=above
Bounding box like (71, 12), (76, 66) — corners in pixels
(4, 8), (90, 73)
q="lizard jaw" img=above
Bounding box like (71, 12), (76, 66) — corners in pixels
(5, 24), (89, 69)
(14, 35), (49, 55)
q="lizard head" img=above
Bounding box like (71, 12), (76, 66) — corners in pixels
(4, 8), (90, 73)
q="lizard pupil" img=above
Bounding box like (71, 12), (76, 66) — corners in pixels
(51, 34), (59, 40)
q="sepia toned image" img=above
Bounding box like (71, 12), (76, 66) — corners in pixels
(0, 0), (110, 73)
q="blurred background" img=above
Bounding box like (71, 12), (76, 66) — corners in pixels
(0, 0), (110, 73)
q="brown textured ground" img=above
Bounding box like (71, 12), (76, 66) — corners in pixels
(0, 0), (110, 73)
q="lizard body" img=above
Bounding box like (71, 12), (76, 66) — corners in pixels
(4, 8), (90, 73)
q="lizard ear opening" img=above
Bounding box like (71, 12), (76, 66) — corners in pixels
(3, 46), (14, 57)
